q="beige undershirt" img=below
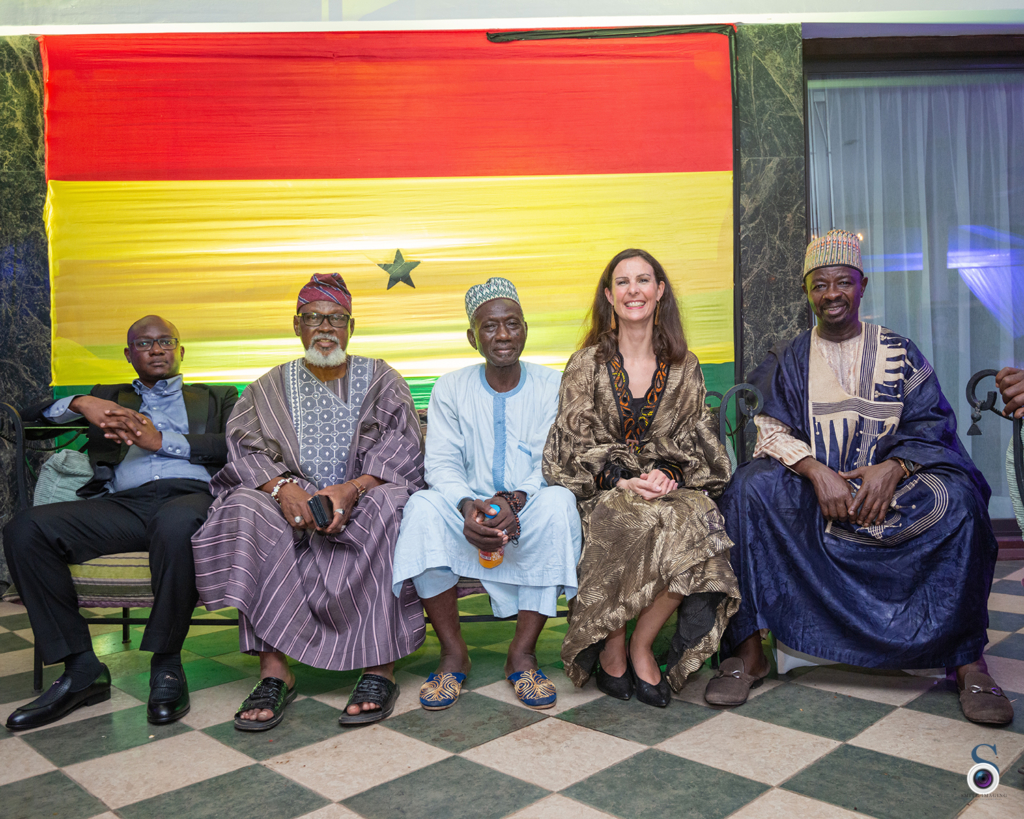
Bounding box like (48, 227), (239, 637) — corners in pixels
(753, 328), (865, 467)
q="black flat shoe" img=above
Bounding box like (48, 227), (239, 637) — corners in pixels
(595, 664), (633, 701)
(148, 667), (191, 725)
(6, 665), (112, 731)
(629, 654), (671, 708)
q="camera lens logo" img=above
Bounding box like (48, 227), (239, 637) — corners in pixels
(967, 744), (1000, 796)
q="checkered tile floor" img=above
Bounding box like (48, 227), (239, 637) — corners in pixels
(2, 562), (1024, 819)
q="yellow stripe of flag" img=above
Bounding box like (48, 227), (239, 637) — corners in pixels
(47, 172), (733, 385)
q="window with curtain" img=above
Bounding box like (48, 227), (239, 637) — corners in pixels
(807, 69), (1024, 520)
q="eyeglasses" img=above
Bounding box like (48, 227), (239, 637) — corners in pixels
(130, 337), (179, 351)
(297, 312), (351, 328)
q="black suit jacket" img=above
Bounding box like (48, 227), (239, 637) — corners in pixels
(24, 383), (239, 498)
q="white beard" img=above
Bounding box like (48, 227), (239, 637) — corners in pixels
(304, 336), (348, 368)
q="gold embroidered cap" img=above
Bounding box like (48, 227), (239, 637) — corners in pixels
(803, 229), (863, 279)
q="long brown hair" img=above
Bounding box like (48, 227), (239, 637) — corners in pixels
(580, 248), (688, 364)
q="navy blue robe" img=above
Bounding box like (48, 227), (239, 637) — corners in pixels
(721, 326), (998, 669)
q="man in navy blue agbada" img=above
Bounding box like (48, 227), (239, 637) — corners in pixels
(706, 231), (1012, 726)
(4, 316), (237, 730)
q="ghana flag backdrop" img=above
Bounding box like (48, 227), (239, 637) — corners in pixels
(40, 29), (736, 403)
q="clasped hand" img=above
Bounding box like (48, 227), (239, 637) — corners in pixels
(617, 469), (677, 500)
(71, 395), (162, 450)
(274, 481), (358, 535)
(461, 496), (517, 552)
(800, 458), (903, 526)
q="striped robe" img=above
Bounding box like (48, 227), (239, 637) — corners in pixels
(191, 358), (426, 670)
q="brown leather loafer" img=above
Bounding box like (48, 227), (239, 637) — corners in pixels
(959, 672), (1014, 725)
(704, 657), (769, 707)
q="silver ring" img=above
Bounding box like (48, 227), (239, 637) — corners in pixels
(501, 528), (508, 536)
(293, 515), (303, 524)
(335, 508), (345, 516)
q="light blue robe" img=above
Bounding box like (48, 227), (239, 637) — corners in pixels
(392, 362), (582, 617)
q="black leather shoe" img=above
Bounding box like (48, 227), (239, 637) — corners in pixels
(629, 655), (671, 708)
(148, 667), (190, 725)
(6, 664), (111, 731)
(596, 664), (633, 701)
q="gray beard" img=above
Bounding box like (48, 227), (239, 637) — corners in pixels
(304, 344), (347, 368)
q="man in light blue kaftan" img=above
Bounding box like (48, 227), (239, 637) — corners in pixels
(392, 278), (582, 711)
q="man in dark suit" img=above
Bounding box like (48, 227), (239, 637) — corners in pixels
(3, 315), (238, 730)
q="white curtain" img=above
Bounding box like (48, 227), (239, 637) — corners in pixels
(807, 71), (1024, 519)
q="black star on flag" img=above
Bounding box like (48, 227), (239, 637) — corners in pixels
(378, 249), (419, 290)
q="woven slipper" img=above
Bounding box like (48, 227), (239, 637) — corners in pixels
(507, 669), (557, 710)
(704, 657), (769, 707)
(338, 673), (400, 726)
(419, 672), (467, 711)
(234, 677), (297, 732)
(959, 671), (1014, 725)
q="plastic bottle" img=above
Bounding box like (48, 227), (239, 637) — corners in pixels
(478, 503), (505, 568)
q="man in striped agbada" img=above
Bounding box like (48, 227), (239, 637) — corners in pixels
(191, 273), (426, 731)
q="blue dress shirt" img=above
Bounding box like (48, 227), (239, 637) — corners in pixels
(45, 375), (212, 493)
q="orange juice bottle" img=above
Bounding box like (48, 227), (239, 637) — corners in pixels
(478, 504), (504, 568)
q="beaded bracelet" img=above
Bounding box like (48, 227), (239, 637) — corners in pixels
(494, 490), (526, 544)
(270, 477), (298, 504)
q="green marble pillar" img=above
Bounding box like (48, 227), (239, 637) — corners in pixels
(735, 24), (809, 379)
(0, 35), (50, 587)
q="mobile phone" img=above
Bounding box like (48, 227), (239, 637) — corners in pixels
(308, 494), (333, 528)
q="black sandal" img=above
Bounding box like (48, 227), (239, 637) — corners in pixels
(234, 677), (297, 732)
(338, 673), (399, 726)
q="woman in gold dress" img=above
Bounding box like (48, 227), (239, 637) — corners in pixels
(542, 249), (740, 706)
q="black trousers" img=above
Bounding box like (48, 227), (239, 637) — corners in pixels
(3, 478), (212, 665)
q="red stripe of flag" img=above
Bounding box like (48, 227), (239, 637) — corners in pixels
(41, 31), (733, 182)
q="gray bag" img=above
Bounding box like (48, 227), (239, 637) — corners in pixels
(32, 449), (92, 506)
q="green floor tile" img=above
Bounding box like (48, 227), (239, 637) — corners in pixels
(556, 693), (717, 746)
(209, 650), (262, 674)
(460, 620), (516, 646)
(456, 594), (496, 616)
(902, 678), (1024, 735)
(994, 560), (1024, 579)
(91, 629), (140, 656)
(985, 632), (1024, 661)
(118, 763), (328, 819)
(992, 578), (1024, 597)
(0, 631), (32, 653)
(736, 679), (894, 741)
(343, 754), (548, 819)
(563, 749), (768, 819)
(782, 744), (972, 819)
(182, 626), (243, 657)
(203, 696), (344, 761)
(1001, 747), (1024, 791)
(99, 647), (203, 679)
(112, 656), (251, 701)
(0, 613), (32, 631)
(21, 704), (192, 767)
(0, 770), (107, 819)
(988, 609), (1024, 632)
(0, 666), (62, 705)
(386, 690), (545, 753)
(288, 662), (362, 696)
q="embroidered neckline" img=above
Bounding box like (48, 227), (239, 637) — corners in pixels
(606, 354), (669, 450)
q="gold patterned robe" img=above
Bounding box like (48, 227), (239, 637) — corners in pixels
(542, 346), (740, 691)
